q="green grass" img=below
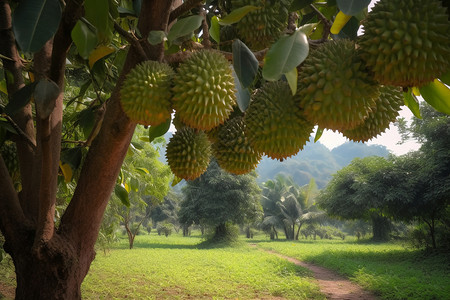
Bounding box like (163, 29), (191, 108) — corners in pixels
(1, 232), (449, 299)
(254, 237), (450, 300)
(81, 233), (324, 299)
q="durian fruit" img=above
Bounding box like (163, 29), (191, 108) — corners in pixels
(0, 141), (20, 183)
(165, 127), (212, 180)
(231, 0), (292, 50)
(297, 39), (380, 132)
(343, 86), (404, 142)
(172, 50), (237, 131)
(358, 0), (450, 87)
(213, 116), (262, 174)
(120, 61), (174, 126)
(244, 81), (314, 160)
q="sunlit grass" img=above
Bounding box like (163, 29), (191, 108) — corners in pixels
(255, 237), (450, 300)
(81, 233), (324, 299)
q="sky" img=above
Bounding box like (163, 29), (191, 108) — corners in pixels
(317, 107), (421, 155)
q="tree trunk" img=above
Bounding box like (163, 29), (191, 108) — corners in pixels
(215, 223), (227, 238)
(371, 214), (391, 241)
(5, 231), (94, 300)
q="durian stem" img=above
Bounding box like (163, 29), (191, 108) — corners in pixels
(200, 7), (211, 48)
(309, 4), (331, 41)
(113, 21), (148, 61)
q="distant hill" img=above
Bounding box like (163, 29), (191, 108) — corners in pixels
(158, 132), (389, 189)
(255, 138), (389, 188)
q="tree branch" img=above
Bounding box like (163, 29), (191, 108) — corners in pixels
(309, 4), (331, 42)
(2, 114), (36, 149)
(0, 0), (38, 220)
(113, 21), (148, 61)
(169, 0), (204, 24)
(0, 155), (27, 249)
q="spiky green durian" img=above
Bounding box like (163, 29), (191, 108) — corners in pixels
(359, 0), (450, 87)
(120, 61), (174, 126)
(213, 116), (262, 174)
(244, 81), (314, 160)
(172, 50), (237, 131)
(297, 39), (380, 131)
(165, 127), (212, 180)
(231, 0), (292, 50)
(343, 86), (404, 142)
(0, 141), (20, 183)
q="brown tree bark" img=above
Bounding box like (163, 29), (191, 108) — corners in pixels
(0, 0), (178, 298)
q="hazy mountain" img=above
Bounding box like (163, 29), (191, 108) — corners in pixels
(256, 138), (389, 188)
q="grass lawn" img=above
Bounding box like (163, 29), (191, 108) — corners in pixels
(254, 237), (450, 300)
(81, 233), (324, 299)
(1, 232), (449, 299)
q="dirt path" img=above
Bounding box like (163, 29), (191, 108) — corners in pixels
(251, 244), (379, 300)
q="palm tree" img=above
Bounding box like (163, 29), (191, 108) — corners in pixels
(261, 176), (325, 240)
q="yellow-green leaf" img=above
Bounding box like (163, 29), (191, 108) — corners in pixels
(284, 68), (298, 96)
(218, 5), (259, 25)
(88, 45), (115, 69)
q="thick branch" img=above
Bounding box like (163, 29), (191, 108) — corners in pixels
(169, 0), (204, 24)
(0, 155), (27, 248)
(138, 0), (175, 61)
(0, 0), (37, 217)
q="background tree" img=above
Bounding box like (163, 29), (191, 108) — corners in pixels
(261, 176), (324, 240)
(318, 156), (395, 241)
(106, 128), (171, 249)
(179, 160), (262, 241)
(0, 0), (448, 298)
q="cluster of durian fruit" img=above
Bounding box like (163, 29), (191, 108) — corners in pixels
(120, 0), (450, 181)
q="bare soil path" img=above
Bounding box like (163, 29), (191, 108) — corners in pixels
(251, 244), (379, 300)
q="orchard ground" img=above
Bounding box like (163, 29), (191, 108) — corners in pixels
(0, 232), (448, 299)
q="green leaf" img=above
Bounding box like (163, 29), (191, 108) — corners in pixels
(12, 0), (62, 53)
(262, 30), (309, 81)
(148, 31), (166, 45)
(34, 78), (60, 119)
(85, 0), (112, 43)
(60, 147), (82, 171)
(115, 184), (130, 207)
(284, 68), (298, 96)
(135, 167), (149, 175)
(210, 16), (220, 44)
(336, 0), (370, 15)
(130, 177), (139, 192)
(403, 90), (422, 119)
(78, 108), (96, 139)
(5, 82), (37, 116)
(231, 66), (251, 112)
(314, 127), (324, 142)
(419, 80), (450, 115)
(290, 0), (314, 11)
(232, 39), (258, 88)
(133, 0), (142, 16)
(218, 5), (259, 25)
(71, 19), (98, 59)
(335, 16), (359, 40)
(298, 23), (318, 35)
(439, 71), (450, 86)
(149, 117), (171, 143)
(167, 15), (203, 42)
